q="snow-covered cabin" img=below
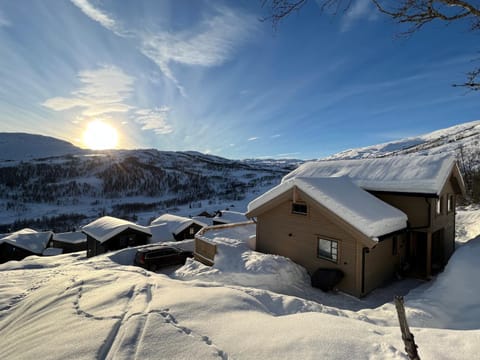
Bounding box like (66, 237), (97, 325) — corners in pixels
(150, 214), (206, 241)
(0, 229), (53, 263)
(246, 154), (465, 297)
(82, 216), (151, 257)
(212, 211), (249, 225)
(50, 231), (87, 253)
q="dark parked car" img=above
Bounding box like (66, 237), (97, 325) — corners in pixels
(134, 245), (193, 271)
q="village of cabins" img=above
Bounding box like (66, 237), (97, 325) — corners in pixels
(0, 153), (464, 297)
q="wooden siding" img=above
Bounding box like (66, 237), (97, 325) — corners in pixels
(372, 193), (430, 229)
(363, 234), (406, 294)
(174, 223), (204, 241)
(51, 240), (86, 253)
(256, 192), (364, 296)
(194, 238), (216, 266)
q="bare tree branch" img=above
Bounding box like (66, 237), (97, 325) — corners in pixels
(261, 0), (480, 90)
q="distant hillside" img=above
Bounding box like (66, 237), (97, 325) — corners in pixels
(0, 133), (85, 161)
(0, 134), (303, 231)
(325, 120), (480, 161)
(324, 120), (480, 202)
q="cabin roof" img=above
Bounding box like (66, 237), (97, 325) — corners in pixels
(213, 211), (248, 224)
(82, 216), (151, 244)
(150, 214), (206, 235)
(0, 228), (52, 254)
(148, 223), (175, 243)
(52, 231), (87, 244)
(283, 154), (463, 196)
(247, 177), (408, 240)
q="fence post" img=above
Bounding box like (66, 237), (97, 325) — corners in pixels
(394, 296), (420, 360)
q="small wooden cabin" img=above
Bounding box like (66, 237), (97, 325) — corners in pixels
(150, 214), (206, 241)
(50, 231), (87, 253)
(82, 216), (151, 257)
(0, 229), (52, 263)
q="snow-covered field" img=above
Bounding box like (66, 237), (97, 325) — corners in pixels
(1, 209), (480, 359)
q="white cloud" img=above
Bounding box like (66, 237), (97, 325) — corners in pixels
(71, 0), (257, 96)
(140, 7), (257, 94)
(43, 66), (134, 116)
(271, 134), (281, 138)
(44, 66), (173, 135)
(247, 137), (259, 141)
(341, 0), (378, 32)
(134, 107), (173, 134)
(70, 0), (120, 34)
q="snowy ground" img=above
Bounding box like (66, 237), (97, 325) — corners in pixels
(1, 210), (480, 359)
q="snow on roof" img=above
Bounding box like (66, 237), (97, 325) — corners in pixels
(247, 177), (407, 240)
(213, 211), (248, 224)
(150, 214), (206, 235)
(82, 216), (151, 244)
(283, 154), (458, 195)
(52, 231), (86, 244)
(0, 229), (52, 254)
(42, 247), (63, 256)
(148, 223), (175, 243)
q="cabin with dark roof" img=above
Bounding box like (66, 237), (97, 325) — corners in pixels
(50, 231), (87, 253)
(82, 216), (151, 257)
(150, 214), (206, 241)
(0, 229), (52, 263)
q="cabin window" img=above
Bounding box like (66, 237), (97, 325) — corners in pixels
(447, 194), (454, 213)
(189, 227), (195, 235)
(292, 202), (307, 215)
(317, 237), (338, 263)
(436, 197), (442, 215)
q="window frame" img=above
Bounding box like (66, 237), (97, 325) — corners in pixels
(447, 194), (454, 213)
(435, 196), (443, 216)
(317, 237), (339, 263)
(291, 202), (308, 215)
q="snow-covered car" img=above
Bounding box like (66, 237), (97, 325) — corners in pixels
(134, 245), (193, 271)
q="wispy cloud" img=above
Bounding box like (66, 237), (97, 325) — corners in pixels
(140, 7), (257, 96)
(70, 0), (124, 35)
(134, 107), (173, 134)
(43, 66), (173, 135)
(0, 9), (10, 27)
(341, 0), (378, 32)
(43, 66), (134, 116)
(271, 134), (281, 138)
(70, 0), (257, 96)
(247, 136), (259, 141)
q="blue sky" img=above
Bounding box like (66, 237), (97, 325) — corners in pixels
(0, 0), (478, 159)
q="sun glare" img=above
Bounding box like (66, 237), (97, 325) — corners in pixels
(83, 120), (119, 150)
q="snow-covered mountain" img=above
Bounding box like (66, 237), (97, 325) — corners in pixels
(0, 133), (85, 161)
(0, 133), (302, 231)
(1, 120), (480, 231)
(325, 120), (480, 161)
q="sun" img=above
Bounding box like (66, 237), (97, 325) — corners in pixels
(83, 120), (119, 150)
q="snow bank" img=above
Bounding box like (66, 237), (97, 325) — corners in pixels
(406, 234), (480, 330)
(175, 224), (311, 295)
(455, 206), (480, 244)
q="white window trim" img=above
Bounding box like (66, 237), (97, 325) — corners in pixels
(317, 237), (339, 263)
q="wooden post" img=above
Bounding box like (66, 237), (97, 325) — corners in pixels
(394, 296), (420, 360)
(426, 232), (432, 278)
